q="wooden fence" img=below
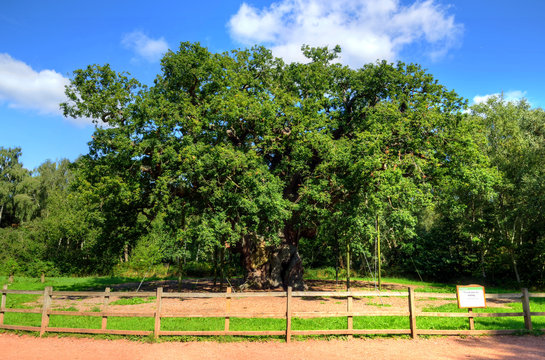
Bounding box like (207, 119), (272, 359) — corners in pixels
(1, 284), (544, 342)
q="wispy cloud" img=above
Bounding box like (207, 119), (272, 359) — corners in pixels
(473, 90), (527, 105)
(122, 31), (169, 63)
(0, 53), (92, 125)
(228, 0), (463, 67)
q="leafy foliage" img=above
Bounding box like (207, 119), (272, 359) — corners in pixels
(1, 44), (543, 288)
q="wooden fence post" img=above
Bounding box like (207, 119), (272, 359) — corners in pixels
(41, 273), (45, 283)
(468, 308), (474, 330)
(154, 287), (163, 339)
(0, 284), (7, 325)
(408, 287), (417, 339)
(101, 287), (110, 330)
(522, 288), (532, 332)
(286, 286), (292, 343)
(40, 286), (52, 336)
(225, 287), (231, 332)
(347, 291), (353, 339)
(8, 274), (13, 283)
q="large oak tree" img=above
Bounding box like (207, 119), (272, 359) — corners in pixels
(62, 43), (487, 289)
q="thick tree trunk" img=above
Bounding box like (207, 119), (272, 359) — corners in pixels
(239, 227), (307, 290)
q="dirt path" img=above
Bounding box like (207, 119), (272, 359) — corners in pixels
(3, 333), (545, 360)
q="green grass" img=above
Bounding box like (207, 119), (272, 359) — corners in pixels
(1, 273), (523, 296)
(304, 268), (448, 288)
(49, 315), (102, 329)
(0, 275), (160, 309)
(110, 297), (155, 306)
(415, 298), (545, 330)
(0, 275), (160, 292)
(365, 301), (391, 307)
(4, 312), (41, 327)
(303, 268), (521, 294)
(162, 318), (223, 331)
(0, 274), (540, 340)
(4, 293), (37, 309)
(1, 310), (537, 338)
(232, 318), (285, 331)
(108, 317), (154, 331)
(293, 317), (346, 330)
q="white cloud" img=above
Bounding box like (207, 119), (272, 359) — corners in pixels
(0, 53), (68, 115)
(0, 54), (93, 126)
(473, 90), (527, 105)
(228, 0), (463, 67)
(0, 53), (86, 124)
(122, 31), (169, 62)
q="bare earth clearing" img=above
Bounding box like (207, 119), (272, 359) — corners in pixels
(3, 333), (545, 360)
(26, 279), (512, 314)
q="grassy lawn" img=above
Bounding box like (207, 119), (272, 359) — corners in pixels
(110, 297), (155, 306)
(1, 275), (541, 338)
(0, 275), (159, 292)
(0, 275), (161, 310)
(419, 297), (545, 330)
(3, 312), (537, 334)
(303, 268), (521, 294)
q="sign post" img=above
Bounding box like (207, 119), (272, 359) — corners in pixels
(456, 285), (486, 309)
(456, 285), (486, 331)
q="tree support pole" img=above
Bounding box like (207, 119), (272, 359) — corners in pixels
(376, 215), (382, 291)
(346, 242), (351, 290)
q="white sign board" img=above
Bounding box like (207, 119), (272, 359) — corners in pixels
(456, 285), (486, 308)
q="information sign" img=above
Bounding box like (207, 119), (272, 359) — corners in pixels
(456, 285), (486, 308)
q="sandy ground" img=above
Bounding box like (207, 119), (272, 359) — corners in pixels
(29, 279), (512, 315)
(2, 333), (545, 360)
(43, 295), (512, 317)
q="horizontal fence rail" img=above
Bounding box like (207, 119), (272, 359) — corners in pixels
(0, 283), (543, 342)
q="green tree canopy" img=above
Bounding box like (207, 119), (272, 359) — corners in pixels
(0, 147), (36, 227)
(471, 97), (545, 285)
(61, 43), (491, 288)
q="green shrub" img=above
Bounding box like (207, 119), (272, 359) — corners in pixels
(184, 261), (213, 277)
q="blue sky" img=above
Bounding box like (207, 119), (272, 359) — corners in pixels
(1, 0), (544, 170)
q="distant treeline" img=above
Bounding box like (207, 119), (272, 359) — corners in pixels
(1, 43), (544, 288)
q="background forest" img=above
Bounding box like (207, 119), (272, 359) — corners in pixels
(1, 44), (544, 289)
